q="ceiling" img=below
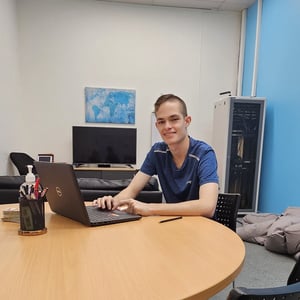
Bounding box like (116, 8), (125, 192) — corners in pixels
(98, 0), (256, 11)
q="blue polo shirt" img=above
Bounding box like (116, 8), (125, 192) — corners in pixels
(140, 137), (218, 203)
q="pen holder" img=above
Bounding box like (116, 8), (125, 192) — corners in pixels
(18, 196), (47, 236)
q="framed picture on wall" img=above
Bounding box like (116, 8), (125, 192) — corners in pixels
(85, 87), (136, 124)
(38, 153), (54, 163)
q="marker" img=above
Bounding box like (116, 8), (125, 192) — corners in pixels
(159, 216), (182, 223)
(34, 178), (40, 199)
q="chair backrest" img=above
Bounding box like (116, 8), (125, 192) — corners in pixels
(288, 259), (300, 285)
(213, 193), (241, 232)
(227, 259), (300, 300)
(9, 152), (37, 175)
(227, 282), (300, 300)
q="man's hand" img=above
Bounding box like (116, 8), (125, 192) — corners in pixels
(118, 199), (152, 216)
(93, 197), (151, 216)
(93, 195), (120, 210)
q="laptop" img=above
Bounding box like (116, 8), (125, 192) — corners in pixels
(34, 162), (141, 226)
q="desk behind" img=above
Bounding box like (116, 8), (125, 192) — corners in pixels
(74, 167), (137, 180)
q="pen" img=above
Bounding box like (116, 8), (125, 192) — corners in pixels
(159, 216), (182, 223)
(20, 190), (27, 199)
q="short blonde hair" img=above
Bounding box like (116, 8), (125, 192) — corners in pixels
(154, 94), (188, 117)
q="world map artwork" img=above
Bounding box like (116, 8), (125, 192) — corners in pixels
(85, 87), (136, 124)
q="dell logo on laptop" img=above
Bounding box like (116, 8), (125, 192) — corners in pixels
(55, 187), (63, 197)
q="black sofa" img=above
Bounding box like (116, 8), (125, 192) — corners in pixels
(0, 176), (162, 204)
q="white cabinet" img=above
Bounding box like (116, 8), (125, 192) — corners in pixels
(212, 96), (266, 213)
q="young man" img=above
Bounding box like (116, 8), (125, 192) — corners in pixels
(94, 94), (219, 217)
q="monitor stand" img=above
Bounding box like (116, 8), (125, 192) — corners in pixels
(97, 164), (111, 168)
(73, 163), (84, 168)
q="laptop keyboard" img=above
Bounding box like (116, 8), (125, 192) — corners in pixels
(86, 206), (122, 222)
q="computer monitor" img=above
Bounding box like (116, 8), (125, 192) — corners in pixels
(72, 126), (137, 166)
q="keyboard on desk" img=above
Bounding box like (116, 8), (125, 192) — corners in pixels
(86, 206), (123, 222)
(85, 205), (141, 225)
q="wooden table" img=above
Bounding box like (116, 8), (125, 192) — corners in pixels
(0, 203), (245, 300)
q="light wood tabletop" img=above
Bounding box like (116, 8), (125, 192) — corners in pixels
(0, 203), (245, 300)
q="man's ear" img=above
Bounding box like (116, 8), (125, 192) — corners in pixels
(185, 116), (191, 127)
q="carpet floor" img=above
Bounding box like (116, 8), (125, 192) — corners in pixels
(211, 241), (295, 299)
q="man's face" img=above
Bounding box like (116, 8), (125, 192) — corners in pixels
(155, 101), (191, 146)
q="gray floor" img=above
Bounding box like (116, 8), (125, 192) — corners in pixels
(211, 241), (295, 299)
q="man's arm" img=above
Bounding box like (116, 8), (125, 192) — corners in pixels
(95, 171), (151, 210)
(118, 182), (219, 217)
(114, 171), (151, 201)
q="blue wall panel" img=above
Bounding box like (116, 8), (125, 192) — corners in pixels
(243, 0), (300, 213)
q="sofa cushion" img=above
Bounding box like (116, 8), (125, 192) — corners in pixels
(80, 189), (162, 203)
(0, 176), (25, 188)
(0, 175), (161, 205)
(77, 177), (159, 191)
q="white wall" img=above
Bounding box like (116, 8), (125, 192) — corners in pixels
(0, 0), (241, 175)
(0, 0), (24, 175)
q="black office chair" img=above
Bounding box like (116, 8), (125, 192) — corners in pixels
(227, 259), (300, 300)
(213, 193), (241, 232)
(213, 193), (241, 288)
(9, 152), (37, 175)
(288, 259), (300, 284)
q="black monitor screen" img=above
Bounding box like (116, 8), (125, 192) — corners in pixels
(72, 126), (136, 165)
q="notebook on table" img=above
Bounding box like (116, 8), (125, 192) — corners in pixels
(34, 162), (141, 226)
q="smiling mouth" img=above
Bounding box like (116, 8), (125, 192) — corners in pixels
(164, 132), (176, 136)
